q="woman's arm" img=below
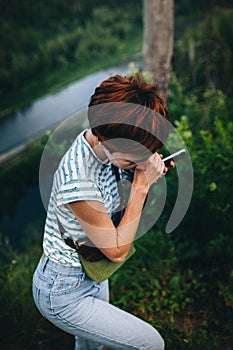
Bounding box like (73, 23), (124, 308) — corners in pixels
(69, 153), (165, 262)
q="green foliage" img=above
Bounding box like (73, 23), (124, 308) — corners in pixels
(112, 74), (229, 348)
(0, 0), (142, 116)
(0, 234), (74, 350)
(126, 62), (153, 84)
(168, 80), (233, 275)
(175, 0), (233, 16)
(110, 229), (230, 349)
(174, 7), (233, 98)
(0, 245), (40, 348)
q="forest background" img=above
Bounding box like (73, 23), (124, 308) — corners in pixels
(0, 0), (233, 349)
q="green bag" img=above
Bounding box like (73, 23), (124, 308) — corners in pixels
(78, 244), (136, 282)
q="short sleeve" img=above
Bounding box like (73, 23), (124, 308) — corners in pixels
(56, 178), (102, 207)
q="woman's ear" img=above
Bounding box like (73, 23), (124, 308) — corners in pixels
(92, 128), (97, 136)
(92, 128), (104, 143)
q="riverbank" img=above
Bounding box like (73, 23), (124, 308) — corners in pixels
(0, 58), (140, 156)
(0, 51), (142, 121)
(0, 132), (45, 165)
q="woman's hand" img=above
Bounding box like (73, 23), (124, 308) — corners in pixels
(133, 153), (166, 191)
(69, 155), (170, 261)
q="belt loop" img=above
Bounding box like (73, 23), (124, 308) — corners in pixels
(40, 254), (49, 272)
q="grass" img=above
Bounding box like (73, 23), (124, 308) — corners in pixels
(1, 231), (231, 350)
(0, 31), (142, 120)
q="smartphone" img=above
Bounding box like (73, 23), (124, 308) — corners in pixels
(163, 149), (186, 167)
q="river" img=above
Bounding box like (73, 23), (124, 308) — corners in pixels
(0, 61), (131, 155)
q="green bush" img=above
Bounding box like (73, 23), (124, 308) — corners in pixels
(174, 8), (233, 98)
(171, 88), (233, 280)
(110, 73), (233, 348)
(0, 233), (75, 350)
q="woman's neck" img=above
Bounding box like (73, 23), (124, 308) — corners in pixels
(84, 129), (109, 163)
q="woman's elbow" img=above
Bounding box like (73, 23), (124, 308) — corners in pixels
(110, 255), (126, 263)
(103, 248), (127, 263)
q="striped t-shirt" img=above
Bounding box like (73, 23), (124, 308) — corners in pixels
(43, 129), (133, 267)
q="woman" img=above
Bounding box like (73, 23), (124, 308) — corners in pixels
(33, 74), (172, 350)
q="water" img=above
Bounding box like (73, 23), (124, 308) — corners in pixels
(0, 62), (130, 154)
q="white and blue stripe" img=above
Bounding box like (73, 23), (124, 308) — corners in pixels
(43, 129), (132, 267)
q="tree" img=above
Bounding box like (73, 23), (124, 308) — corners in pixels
(143, 0), (174, 99)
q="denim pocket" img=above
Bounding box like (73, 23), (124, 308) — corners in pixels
(51, 273), (85, 297)
(50, 273), (85, 309)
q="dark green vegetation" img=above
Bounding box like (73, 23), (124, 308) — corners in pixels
(0, 1), (232, 349)
(0, 0), (142, 118)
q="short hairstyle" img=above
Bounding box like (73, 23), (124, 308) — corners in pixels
(88, 74), (170, 154)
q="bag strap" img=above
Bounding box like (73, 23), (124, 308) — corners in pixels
(112, 165), (123, 206)
(111, 165), (128, 226)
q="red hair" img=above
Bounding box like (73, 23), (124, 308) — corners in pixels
(88, 74), (170, 153)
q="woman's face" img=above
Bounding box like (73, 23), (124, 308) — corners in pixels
(103, 146), (150, 171)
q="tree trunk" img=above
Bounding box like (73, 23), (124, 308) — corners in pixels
(143, 0), (174, 99)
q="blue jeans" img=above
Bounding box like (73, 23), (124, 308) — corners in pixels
(32, 255), (165, 350)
